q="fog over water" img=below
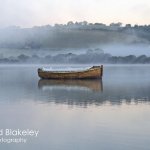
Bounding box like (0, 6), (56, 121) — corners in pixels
(0, 23), (150, 59)
(1, 43), (150, 58)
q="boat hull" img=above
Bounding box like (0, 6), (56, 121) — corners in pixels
(38, 66), (103, 79)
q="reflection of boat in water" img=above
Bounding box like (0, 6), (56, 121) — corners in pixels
(38, 79), (103, 106)
(37, 78), (150, 106)
(38, 79), (103, 92)
(38, 66), (103, 79)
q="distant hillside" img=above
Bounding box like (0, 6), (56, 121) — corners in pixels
(0, 22), (150, 49)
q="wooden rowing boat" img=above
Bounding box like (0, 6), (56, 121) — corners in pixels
(38, 65), (103, 79)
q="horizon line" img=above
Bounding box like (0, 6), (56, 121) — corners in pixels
(1, 21), (150, 29)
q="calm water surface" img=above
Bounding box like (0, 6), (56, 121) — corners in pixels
(0, 65), (150, 150)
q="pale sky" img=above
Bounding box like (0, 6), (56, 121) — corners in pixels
(0, 0), (150, 27)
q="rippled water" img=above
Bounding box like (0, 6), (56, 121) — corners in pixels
(0, 65), (150, 150)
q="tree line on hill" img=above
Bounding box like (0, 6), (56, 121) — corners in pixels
(0, 49), (150, 64)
